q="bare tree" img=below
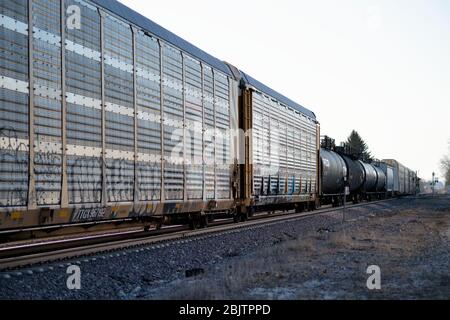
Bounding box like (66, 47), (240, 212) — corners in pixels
(440, 141), (450, 187)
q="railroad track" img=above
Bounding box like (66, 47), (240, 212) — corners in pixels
(0, 198), (397, 271)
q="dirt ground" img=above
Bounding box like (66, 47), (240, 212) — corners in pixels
(154, 196), (450, 300)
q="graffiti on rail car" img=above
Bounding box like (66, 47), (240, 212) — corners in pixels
(0, 126), (29, 208)
(71, 207), (108, 222)
(0, 125), (282, 210)
(1, 126), (64, 208)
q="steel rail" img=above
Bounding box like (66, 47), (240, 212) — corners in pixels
(0, 198), (396, 271)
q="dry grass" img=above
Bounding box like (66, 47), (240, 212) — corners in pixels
(160, 199), (450, 300)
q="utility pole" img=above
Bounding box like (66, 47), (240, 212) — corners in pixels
(432, 172), (435, 197)
(431, 172), (439, 197)
(342, 177), (348, 223)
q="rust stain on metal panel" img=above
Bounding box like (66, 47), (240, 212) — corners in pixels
(56, 209), (69, 218)
(10, 211), (23, 220)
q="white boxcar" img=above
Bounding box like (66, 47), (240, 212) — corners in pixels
(0, 0), (241, 229)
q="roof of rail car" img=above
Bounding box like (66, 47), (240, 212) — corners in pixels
(90, 0), (233, 76)
(90, 1), (317, 120)
(240, 71), (317, 120)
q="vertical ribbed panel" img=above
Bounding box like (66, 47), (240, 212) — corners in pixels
(136, 31), (161, 201)
(162, 43), (184, 201)
(32, 0), (62, 206)
(0, 0), (235, 213)
(0, 0), (29, 207)
(65, 0), (102, 204)
(104, 15), (134, 203)
(252, 92), (317, 196)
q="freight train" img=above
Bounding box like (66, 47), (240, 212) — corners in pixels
(320, 141), (417, 207)
(0, 0), (417, 232)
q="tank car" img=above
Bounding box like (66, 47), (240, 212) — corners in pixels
(340, 154), (365, 203)
(359, 161), (377, 193)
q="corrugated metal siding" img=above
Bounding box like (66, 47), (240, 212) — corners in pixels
(162, 43), (184, 201)
(399, 164), (405, 194)
(32, 0), (62, 206)
(135, 31), (161, 202)
(215, 72), (231, 200)
(0, 0), (29, 207)
(203, 66), (215, 200)
(89, 0), (233, 77)
(392, 165), (399, 192)
(240, 71), (316, 120)
(386, 167), (394, 192)
(252, 92), (317, 197)
(184, 55), (203, 200)
(0, 0), (234, 211)
(384, 160), (415, 195)
(104, 15), (134, 203)
(65, 0), (102, 204)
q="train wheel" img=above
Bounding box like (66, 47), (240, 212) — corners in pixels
(332, 197), (337, 207)
(248, 207), (255, 218)
(306, 201), (315, 211)
(200, 215), (209, 228)
(232, 208), (240, 223)
(188, 215), (199, 230)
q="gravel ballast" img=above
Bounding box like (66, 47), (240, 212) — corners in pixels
(0, 196), (448, 300)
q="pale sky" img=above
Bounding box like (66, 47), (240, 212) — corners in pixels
(119, 0), (450, 182)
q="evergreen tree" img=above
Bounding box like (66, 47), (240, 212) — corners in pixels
(346, 130), (373, 161)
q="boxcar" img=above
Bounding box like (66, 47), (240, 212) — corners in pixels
(0, 0), (243, 229)
(382, 159), (416, 195)
(377, 162), (394, 195)
(238, 72), (320, 214)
